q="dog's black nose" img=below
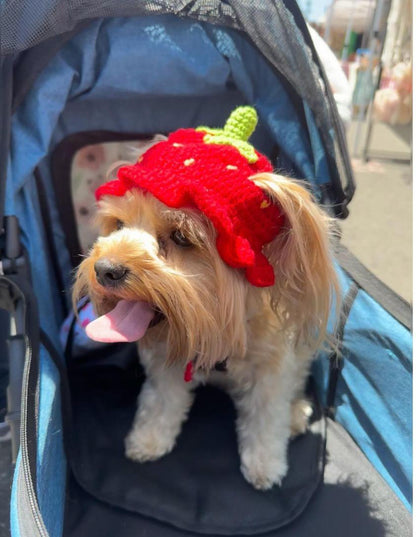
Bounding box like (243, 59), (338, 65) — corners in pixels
(94, 258), (128, 287)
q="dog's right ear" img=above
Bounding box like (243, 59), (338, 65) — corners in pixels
(251, 172), (339, 349)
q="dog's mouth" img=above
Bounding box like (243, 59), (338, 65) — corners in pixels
(85, 300), (164, 343)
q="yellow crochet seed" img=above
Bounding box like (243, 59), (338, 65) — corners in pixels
(226, 165), (238, 170)
(184, 158), (195, 166)
(173, 143), (184, 147)
(260, 200), (271, 209)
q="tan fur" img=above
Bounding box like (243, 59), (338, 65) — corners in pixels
(73, 174), (339, 489)
(74, 190), (249, 368)
(251, 173), (340, 350)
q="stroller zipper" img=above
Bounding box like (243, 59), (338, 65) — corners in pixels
(0, 217), (49, 536)
(20, 337), (49, 537)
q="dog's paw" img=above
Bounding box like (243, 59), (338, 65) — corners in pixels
(125, 426), (175, 463)
(290, 398), (313, 438)
(240, 449), (288, 490)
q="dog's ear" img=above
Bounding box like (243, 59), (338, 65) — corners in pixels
(251, 173), (339, 349)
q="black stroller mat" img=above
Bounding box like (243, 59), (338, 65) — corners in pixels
(64, 344), (325, 535)
(63, 344), (411, 536)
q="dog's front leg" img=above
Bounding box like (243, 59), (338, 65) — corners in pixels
(125, 347), (194, 462)
(230, 355), (300, 490)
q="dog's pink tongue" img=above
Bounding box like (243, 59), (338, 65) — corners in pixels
(86, 300), (154, 343)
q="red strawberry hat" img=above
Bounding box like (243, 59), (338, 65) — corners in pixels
(96, 107), (284, 287)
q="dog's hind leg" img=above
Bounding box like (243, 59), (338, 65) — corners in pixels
(290, 397), (313, 437)
(229, 348), (308, 490)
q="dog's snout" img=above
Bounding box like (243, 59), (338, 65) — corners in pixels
(94, 258), (128, 287)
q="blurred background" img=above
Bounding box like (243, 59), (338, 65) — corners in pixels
(298, 0), (412, 303)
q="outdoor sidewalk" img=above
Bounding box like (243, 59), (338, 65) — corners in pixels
(341, 119), (412, 303)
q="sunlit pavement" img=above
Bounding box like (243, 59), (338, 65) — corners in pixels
(341, 119), (412, 303)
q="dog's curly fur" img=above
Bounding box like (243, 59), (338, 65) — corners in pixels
(73, 172), (338, 490)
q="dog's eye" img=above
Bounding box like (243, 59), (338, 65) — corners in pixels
(170, 229), (192, 248)
(116, 219), (124, 230)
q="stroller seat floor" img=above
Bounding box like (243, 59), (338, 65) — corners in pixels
(63, 345), (411, 537)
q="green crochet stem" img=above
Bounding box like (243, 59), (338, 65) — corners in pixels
(196, 106), (259, 163)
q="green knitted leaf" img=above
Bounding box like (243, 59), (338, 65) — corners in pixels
(196, 106), (259, 163)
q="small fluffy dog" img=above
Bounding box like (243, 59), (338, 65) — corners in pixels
(74, 107), (338, 490)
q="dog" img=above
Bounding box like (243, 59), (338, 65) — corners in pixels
(73, 107), (338, 490)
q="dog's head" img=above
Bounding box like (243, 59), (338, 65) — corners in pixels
(73, 108), (338, 369)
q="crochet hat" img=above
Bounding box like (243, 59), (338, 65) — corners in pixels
(96, 107), (284, 287)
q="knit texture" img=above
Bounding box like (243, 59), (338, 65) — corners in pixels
(196, 106), (259, 163)
(96, 108), (284, 287)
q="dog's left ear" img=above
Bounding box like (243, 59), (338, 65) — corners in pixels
(251, 173), (339, 349)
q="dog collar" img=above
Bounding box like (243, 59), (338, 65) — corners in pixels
(184, 358), (228, 383)
(96, 107), (284, 287)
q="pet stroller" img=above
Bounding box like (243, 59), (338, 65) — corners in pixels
(0, 2), (412, 536)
